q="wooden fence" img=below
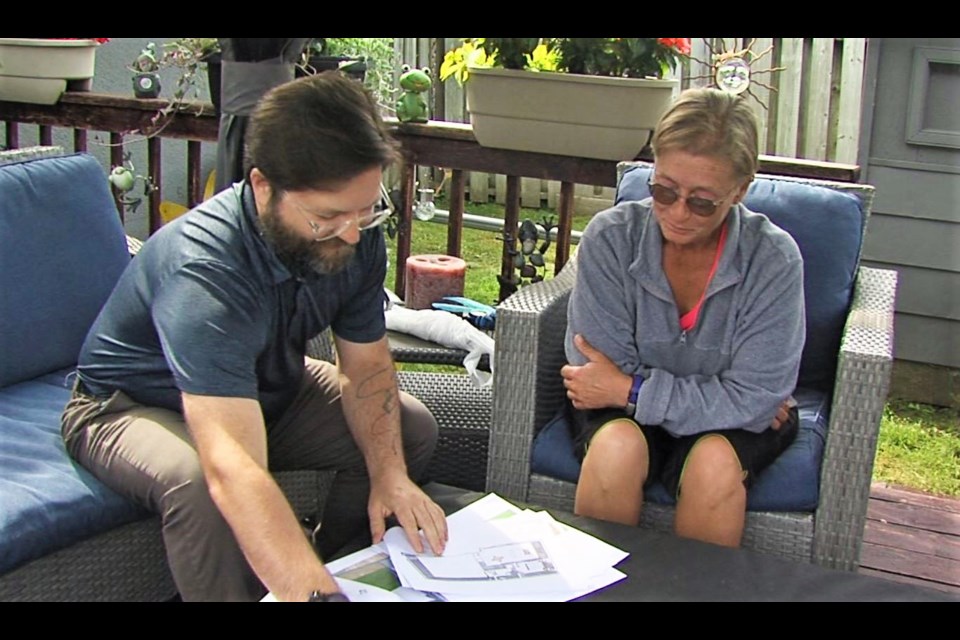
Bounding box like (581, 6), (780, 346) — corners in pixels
(396, 37), (868, 213)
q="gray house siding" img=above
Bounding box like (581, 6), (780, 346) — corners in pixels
(860, 38), (960, 382)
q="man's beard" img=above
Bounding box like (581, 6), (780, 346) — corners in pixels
(260, 204), (356, 276)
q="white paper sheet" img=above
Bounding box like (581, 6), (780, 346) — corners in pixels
(262, 493), (629, 602)
(384, 493), (628, 599)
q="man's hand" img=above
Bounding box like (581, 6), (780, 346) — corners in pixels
(334, 335), (448, 557)
(560, 334), (632, 410)
(181, 393), (340, 601)
(368, 471), (448, 555)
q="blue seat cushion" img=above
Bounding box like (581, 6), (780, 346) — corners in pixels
(0, 368), (148, 573)
(0, 153), (130, 387)
(530, 387), (829, 512)
(617, 164), (865, 393)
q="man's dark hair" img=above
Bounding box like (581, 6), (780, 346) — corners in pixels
(244, 72), (399, 192)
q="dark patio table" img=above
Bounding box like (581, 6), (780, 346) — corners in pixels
(422, 483), (958, 602)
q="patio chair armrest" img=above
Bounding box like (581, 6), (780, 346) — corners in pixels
(814, 265), (899, 570)
(0, 145), (67, 166)
(487, 257), (579, 500)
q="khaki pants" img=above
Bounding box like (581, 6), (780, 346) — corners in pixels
(61, 358), (437, 602)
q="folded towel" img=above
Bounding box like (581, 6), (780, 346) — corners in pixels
(385, 302), (495, 388)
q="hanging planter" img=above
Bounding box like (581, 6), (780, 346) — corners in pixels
(465, 67), (677, 161)
(0, 38), (103, 105)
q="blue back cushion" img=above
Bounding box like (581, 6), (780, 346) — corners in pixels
(0, 153), (130, 387)
(617, 164), (865, 392)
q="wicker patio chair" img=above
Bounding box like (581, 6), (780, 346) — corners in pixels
(308, 329), (492, 492)
(0, 469), (335, 602)
(486, 163), (898, 571)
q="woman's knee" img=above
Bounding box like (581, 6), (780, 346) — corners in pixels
(679, 435), (745, 501)
(583, 420), (649, 474)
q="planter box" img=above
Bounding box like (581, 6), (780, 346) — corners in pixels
(0, 38), (99, 105)
(465, 67), (678, 161)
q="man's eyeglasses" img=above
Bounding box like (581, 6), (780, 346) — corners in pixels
(290, 183), (394, 242)
(647, 180), (739, 218)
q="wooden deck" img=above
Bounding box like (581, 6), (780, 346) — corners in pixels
(859, 483), (960, 595)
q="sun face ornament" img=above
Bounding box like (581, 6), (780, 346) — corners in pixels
(716, 55), (751, 95)
(687, 39), (785, 109)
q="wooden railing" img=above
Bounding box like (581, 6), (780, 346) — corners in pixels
(1, 92), (861, 302)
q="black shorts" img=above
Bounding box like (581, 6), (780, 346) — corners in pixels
(566, 398), (799, 500)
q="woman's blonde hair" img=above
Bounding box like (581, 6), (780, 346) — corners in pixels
(651, 88), (759, 182)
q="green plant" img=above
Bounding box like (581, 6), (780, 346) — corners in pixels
(159, 38), (220, 109)
(302, 37), (399, 116)
(440, 37), (691, 85)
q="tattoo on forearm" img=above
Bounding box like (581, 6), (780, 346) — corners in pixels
(352, 366), (400, 454)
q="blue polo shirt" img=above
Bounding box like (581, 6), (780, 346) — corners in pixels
(76, 181), (387, 423)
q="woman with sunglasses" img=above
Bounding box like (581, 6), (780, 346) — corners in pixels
(560, 88), (804, 547)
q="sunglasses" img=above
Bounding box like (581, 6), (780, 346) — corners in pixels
(647, 180), (739, 218)
(289, 183), (394, 242)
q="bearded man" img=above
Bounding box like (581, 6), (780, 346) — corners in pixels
(61, 73), (447, 602)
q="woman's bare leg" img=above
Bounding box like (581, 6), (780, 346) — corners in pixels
(674, 434), (746, 547)
(574, 420), (648, 526)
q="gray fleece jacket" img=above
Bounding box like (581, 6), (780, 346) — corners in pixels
(565, 198), (805, 437)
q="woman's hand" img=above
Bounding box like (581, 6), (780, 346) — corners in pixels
(770, 397), (797, 430)
(561, 334), (632, 410)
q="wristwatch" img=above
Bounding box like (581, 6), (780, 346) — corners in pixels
(625, 374), (643, 416)
(308, 590), (350, 602)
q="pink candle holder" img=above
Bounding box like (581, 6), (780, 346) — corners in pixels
(404, 254), (466, 310)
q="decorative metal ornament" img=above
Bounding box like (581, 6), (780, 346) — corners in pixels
(132, 72), (161, 99)
(687, 39), (786, 110)
(716, 56), (751, 95)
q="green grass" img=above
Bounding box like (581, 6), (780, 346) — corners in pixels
(385, 196), (960, 497)
(384, 196), (593, 307)
(875, 401), (960, 497)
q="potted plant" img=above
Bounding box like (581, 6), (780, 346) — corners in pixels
(160, 38), (222, 113)
(297, 38), (398, 116)
(0, 37), (108, 104)
(439, 38), (691, 160)
(298, 38), (368, 82)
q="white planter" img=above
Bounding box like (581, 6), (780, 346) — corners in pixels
(465, 66), (678, 161)
(0, 38), (100, 105)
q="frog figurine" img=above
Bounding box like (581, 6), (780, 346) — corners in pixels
(131, 42), (162, 99)
(395, 65), (432, 123)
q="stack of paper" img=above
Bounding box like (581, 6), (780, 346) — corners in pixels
(318, 493), (629, 602)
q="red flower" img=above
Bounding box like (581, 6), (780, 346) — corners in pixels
(657, 38), (691, 56)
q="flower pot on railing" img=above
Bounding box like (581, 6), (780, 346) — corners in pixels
(464, 66), (678, 161)
(0, 38), (101, 105)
